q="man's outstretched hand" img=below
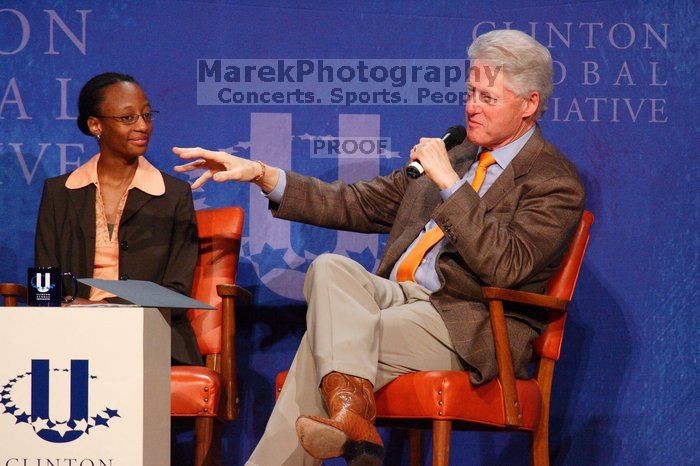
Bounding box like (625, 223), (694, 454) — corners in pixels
(173, 146), (262, 189)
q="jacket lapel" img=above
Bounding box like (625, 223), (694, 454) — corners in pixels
(453, 140), (479, 179)
(120, 189), (155, 226)
(480, 126), (545, 211)
(479, 165), (516, 211)
(66, 185), (96, 276)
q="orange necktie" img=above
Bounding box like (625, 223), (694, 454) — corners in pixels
(395, 151), (496, 282)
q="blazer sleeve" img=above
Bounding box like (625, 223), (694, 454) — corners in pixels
(161, 184), (199, 297)
(432, 173), (585, 289)
(270, 168), (410, 234)
(34, 180), (60, 267)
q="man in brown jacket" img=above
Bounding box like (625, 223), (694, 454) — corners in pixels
(175, 29), (585, 466)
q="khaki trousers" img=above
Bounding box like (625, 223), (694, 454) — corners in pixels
(246, 254), (463, 466)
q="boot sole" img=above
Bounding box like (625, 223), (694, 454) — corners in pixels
(296, 416), (347, 459)
(343, 440), (385, 466)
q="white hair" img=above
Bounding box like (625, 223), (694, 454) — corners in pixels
(468, 29), (553, 119)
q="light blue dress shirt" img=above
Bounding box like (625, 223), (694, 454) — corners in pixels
(266, 125), (536, 292)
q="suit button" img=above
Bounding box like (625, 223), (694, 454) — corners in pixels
(119, 274), (129, 280)
(120, 241), (129, 251)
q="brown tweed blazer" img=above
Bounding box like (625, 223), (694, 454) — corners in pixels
(271, 126), (585, 384)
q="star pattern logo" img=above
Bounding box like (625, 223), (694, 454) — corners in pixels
(250, 243), (290, 276)
(104, 408), (120, 418)
(31, 416), (50, 432)
(247, 241), (379, 280)
(0, 367), (121, 442)
(52, 422), (73, 436)
(347, 247), (378, 272)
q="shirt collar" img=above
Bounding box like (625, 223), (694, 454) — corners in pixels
(65, 153), (165, 196)
(478, 124), (536, 170)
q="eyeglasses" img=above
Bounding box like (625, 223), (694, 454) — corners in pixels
(94, 111), (159, 125)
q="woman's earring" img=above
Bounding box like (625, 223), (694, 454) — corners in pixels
(95, 132), (102, 141)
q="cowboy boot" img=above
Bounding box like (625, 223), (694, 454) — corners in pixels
(296, 372), (384, 466)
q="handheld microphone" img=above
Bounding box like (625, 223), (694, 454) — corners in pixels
(406, 125), (467, 179)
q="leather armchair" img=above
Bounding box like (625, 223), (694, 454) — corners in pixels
(171, 207), (250, 465)
(276, 211), (594, 466)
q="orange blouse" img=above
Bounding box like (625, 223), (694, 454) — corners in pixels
(64, 153), (165, 300)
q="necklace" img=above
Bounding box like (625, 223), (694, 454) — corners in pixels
(99, 168), (136, 226)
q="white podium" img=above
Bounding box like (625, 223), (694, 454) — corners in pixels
(0, 306), (171, 465)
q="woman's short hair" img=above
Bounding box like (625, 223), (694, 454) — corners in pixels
(77, 72), (138, 136)
(468, 29), (553, 119)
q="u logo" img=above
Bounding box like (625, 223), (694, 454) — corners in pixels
(34, 273), (52, 293)
(31, 359), (89, 443)
(245, 113), (382, 301)
(0, 359), (119, 443)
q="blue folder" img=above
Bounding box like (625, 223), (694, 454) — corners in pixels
(77, 279), (215, 310)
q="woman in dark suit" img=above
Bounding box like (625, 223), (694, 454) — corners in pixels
(35, 72), (201, 365)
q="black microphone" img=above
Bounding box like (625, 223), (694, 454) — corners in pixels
(406, 125), (467, 179)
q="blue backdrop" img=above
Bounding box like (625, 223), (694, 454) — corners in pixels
(1, 1), (697, 464)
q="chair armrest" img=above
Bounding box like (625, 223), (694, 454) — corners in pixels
(0, 283), (27, 306)
(216, 284), (251, 306)
(482, 287), (568, 312)
(481, 287), (567, 428)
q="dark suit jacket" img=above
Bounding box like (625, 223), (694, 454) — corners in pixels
(34, 170), (202, 366)
(270, 126), (585, 383)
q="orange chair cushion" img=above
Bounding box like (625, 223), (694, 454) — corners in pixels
(171, 366), (221, 417)
(276, 370), (541, 431)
